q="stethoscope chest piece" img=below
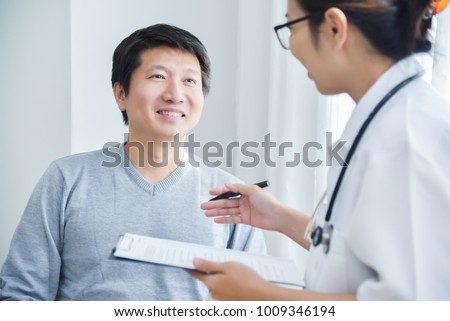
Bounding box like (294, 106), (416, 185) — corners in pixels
(311, 222), (333, 254)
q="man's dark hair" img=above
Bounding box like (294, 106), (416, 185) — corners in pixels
(111, 24), (211, 125)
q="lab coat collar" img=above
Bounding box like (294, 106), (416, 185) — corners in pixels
(339, 55), (426, 148)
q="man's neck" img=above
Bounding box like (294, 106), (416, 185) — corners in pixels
(124, 137), (185, 184)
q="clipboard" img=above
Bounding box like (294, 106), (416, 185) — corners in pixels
(113, 233), (304, 288)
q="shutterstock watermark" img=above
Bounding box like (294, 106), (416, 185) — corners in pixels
(101, 133), (346, 168)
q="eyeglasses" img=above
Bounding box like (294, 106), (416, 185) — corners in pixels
(273, 14), (314, 50)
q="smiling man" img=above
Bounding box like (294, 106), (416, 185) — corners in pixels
(0, 24), (266, 301)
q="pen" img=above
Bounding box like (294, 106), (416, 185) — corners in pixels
(209, 180), (269, 201)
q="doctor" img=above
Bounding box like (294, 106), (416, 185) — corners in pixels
(188, 0), (450, 300)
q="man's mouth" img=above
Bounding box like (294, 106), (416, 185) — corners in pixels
(156, 110), (185, 117)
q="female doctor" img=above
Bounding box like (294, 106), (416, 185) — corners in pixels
(188, 0), (450, 300)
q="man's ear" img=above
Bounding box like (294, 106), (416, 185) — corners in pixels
(322, 7), (348, 49)
(113, 82), (127, 112)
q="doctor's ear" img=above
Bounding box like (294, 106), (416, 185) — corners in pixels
(113, 82), (127, 112)
(322, 8), (348, 48)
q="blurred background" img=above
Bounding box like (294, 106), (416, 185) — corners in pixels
(1, 0), (449, 278)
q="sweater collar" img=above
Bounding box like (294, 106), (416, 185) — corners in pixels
(119, 143), (190, 195)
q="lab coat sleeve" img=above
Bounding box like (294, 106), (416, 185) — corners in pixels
(0, 163), (65, 300)
(347, 122), (450, 300)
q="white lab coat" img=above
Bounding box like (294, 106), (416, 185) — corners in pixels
(304, 55), (450, 300)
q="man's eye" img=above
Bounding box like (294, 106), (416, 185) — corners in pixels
(185, 78), (197, 84)
(150, 74), (165, 79)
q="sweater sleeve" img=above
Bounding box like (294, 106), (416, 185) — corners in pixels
(0, 162), (66, 300)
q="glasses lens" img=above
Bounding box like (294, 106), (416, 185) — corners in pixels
(277, 27), (291, 49)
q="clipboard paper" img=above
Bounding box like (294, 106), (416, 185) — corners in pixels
(113, 233), (304, 288)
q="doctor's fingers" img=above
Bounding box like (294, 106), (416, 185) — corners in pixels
(201, 198), (240, 211)
(225, 183), (263, 196)
(186, 269), (210, 284)
(186, 270), (227, 300)
(207, 182), (247, 196)
(204, 207), (241, 219)
(208, 185), (231, 196)
(193, 258), (227, 273)
(204, 208), (244, 224)
(213, 214), (245, 225)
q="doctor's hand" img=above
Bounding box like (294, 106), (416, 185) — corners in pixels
(201, 183), (285, 232)
(187, 258), (277, 301)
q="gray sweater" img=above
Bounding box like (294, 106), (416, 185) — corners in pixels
(0, 144), (266, 300)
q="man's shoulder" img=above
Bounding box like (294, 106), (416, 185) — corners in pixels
(53, 148), (106, 167)
(50, 145), (121, 176)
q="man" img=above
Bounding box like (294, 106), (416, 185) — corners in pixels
(0, 24), (266, 300)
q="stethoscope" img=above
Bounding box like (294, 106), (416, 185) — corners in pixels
(305, 71), (423, 254)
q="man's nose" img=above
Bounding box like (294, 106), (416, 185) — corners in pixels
(162, 80), (185, 103)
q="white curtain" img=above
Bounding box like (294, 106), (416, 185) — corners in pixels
(235, 0), (450, 277)
(234, 0), (321, 276)
(432, 6), (450, 99)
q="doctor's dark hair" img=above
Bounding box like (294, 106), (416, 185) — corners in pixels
(297, 0), (434, 61)
(111, 24), (211, 125)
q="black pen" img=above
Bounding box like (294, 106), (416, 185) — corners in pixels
(209, 180), (269, 201)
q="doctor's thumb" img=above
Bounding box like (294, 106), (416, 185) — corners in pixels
(193, 258), (223, 274)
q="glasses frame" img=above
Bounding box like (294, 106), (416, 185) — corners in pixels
(273, 14), (314, 50)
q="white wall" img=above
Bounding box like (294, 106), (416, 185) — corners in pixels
(0, 0), (71, 266)
(235, 0), (317, 273)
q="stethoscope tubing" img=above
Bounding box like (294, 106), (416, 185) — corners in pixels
(324, 72), (423, 223)
(310, 71), (423, 253)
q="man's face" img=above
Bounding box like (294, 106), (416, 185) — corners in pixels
(116, 46), (204, 142)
